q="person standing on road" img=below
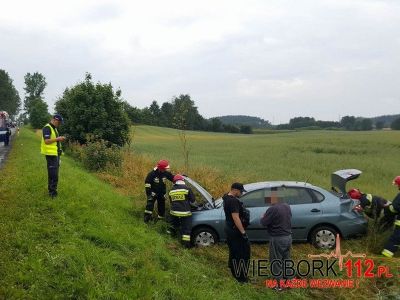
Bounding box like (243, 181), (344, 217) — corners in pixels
(260, 188), (292, 291)
(381, 176), (400, 258)
(41, 114), (65, 198)
(168, 174), (196, 248)
(223, 182), (250, 283)
(144, 160), (174, 223)
(4, 126), (11, 146)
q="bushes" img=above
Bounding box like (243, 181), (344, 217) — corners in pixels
(65, 137), (122, 172)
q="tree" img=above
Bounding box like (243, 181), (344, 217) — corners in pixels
(55, 73), (130, 146)
(160, 102), (174, 127)
(360, 118), (373, 131)
(24, 72), (47, 115)
(340, 116), (356, 130)
(391, 117), (400, 130)
(171, 94), (202, 130)
(375, 120), (384, 130)
(29, 98), (50, 129)
(240, 125), (253, 134)
(149, 100), (161, 125)
(288, 117), (316, 129)
(122, 101), (143, 124)
(209, 118), (223, 132)
(0, 69), (21, 116)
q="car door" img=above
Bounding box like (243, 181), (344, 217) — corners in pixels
(240, 189), (271, 241)
(275, 187), (322, 240)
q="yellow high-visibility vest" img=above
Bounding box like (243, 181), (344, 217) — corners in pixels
(41, 124), (58, 156)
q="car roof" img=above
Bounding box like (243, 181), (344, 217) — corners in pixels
(244, 181), (318, 191)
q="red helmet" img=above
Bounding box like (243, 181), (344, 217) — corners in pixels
(156, 160), (170, 171)
(393, 176), (400, 187)
(173, 174), (185, 183)
(348, 188), (362, 199)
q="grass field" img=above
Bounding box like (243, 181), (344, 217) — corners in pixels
(1, 126), (399, 299)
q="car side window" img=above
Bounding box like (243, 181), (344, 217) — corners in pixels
(275, 187), (314, 205)
(240, 189), (267, 207)
(308, 189), (325, 203)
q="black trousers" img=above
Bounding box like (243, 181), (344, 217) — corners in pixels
(225, 226), (251, 282)
(145, 194), (166, 217)
(382, 222), (400, 257)
(170, 215), (192, 247)
(46, 155), (60, 196)
(4, 134), (10, 146)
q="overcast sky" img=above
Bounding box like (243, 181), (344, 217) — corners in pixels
(1, 0), (399, 123)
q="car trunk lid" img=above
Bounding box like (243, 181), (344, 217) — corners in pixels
(331, 169), (362, 196)
(331, 169), (363, 213)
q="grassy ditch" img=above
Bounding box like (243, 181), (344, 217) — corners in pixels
(0, 128), (279, 299)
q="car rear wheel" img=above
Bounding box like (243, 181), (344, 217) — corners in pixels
(192, 227), (218, 247)
(310, 226), (338, 249)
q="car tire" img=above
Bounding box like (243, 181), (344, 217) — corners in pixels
(192, 227), (219, 247)
(310, 226), (338, 249)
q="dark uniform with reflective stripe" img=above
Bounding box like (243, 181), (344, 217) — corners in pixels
(144, 168), (174, 221)
(168, 183), (196, 247)
(382, 193), (400, 257)
(359, 193), (388, 219)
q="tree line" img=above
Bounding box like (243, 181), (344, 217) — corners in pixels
(122, 96), (253, 134)
(275, 116), (400, 130)
(1, 69), (400, 151)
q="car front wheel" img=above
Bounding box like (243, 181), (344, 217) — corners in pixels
(310, 226), (338, 249)
(192, 227), (218, 247)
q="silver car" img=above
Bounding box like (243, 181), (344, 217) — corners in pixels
(185, 169), (368, 249)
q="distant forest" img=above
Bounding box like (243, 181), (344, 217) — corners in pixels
(371, 114), (400, 127)
(215, 115), (272, 128)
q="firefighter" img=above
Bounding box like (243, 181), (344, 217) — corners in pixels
(381, 176), (400, 258)
(144, 160), (174, 223)
(348, 188), (388, 220)
(168, 174), (196, 248)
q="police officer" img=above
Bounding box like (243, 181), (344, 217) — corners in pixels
(41, 114), (65, 198)
(223, 182), (250, 283)
(381, 176), (400, 258)
(144, 160), (174, 223)
(168, 174), (196, 248)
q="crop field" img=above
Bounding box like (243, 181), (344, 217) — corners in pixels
(129, 125), (400, 299)
(132, 126), (400, 198)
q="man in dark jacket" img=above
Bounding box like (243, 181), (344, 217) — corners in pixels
(144, 159), (174, 223)
(260, 188), (292, 291)
(168, 174), (196, 248)
(223, 182), (250, 283)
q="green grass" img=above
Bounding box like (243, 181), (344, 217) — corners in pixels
(0, 128), (283, 299)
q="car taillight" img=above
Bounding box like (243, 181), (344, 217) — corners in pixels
(352, 204), (363, 213)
